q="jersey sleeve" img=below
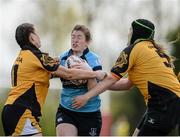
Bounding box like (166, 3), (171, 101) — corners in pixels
(40, 53), (59, 71)
(92, 57), (102, 71)
(111, 45), (135, 79)
(33, 52), (59, 72)
(87, 54), (102, 71)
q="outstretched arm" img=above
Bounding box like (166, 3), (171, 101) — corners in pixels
(52, 65), (106, 81)
(109, 77), (133, 91)
(72, 74), (119, 109)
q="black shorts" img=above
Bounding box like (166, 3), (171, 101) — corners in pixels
(56, 105), (102, 136)
(1, 104), (42, 136)
(136, 98), (180, 136)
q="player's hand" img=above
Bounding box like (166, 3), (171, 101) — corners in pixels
(72, 95), (89, 109)
(72, 60), (92, 71)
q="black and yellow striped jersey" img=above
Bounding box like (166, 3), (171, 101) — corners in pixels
(111, 41), (180, 104)
(5, 44), (59, 116)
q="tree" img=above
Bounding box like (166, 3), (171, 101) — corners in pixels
(166, 25), (180, 135)
(37, 0), (85, 55)
(167, 26), (180, 74)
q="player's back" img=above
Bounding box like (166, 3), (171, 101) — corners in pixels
(128, 41), (180, 101)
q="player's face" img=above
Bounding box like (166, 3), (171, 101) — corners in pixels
(127, 27), (133, 46)
(71, 30), (89, 53)
(29, 27), (41, 48)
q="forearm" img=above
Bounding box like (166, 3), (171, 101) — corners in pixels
(87, 78), (97, 90)
(53, 66), (97, 80)
(69, 69), (96, 80)
(84, 75), (118, 99)
(109, 78), (133, 91)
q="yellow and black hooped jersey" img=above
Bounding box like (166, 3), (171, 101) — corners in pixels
(5, 45), (59, 116)
(111, 41), (180, 104)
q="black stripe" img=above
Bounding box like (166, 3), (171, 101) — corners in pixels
(93, 66), (102, 71)
(83, 48), (89, 55)
(13, 64), (19, 86)
(2, 105), (26, 136)
(14, 84), (41, 117)
(61, 56), (68, 60)
(62, 85), (87, 89)
(21, 132), (42, 136)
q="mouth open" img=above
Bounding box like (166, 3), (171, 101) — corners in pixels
(72, 43), (78, 48)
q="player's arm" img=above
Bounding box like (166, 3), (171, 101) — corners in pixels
(72, 74), (119, 109)
(52, 65), (106, 81)
(85, 56), (103, 90)
(72, 46), (134, 109)
(87, 78), (97, 90)
(109, 77), (133, 91)
(73, 61), (101, 90)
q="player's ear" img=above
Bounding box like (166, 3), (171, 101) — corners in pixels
(29, 33), (34, 43)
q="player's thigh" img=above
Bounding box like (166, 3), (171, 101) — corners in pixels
(56, 123), (77, 136)
(55, 106), (78, 136)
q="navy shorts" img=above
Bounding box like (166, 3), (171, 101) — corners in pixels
(56, 105), (102, 136)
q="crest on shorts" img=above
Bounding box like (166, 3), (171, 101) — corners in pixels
(89, 128), (97, 136)
(40, 54), (58, 67)
(114, 51), (128, 68)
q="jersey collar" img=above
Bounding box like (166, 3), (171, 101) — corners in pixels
(68, 48), (89, 59)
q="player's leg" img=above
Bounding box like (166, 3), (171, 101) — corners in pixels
(132, 128), (140, 136)
(56, 123), (77, 136)
(55, 105), (78, 136)
(132, 111), (146, 136)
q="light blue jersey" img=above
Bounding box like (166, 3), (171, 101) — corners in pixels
(59, 48), (102, 112)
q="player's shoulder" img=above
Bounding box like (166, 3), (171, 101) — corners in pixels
(123, 40), (152, 55)
(121, 44), (135, 56)
(134, 40), (153, 50)
(86, 50), (100, 60)
(85, 50), (102, 68)
(21, 49), (34, 56)
(19, 50), (38, 61)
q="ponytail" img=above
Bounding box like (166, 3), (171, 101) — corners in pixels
(151, 40), (175, 68)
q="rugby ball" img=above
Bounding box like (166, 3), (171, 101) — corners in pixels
(65, 55), (83, 68)
(65, 55), (88, 85)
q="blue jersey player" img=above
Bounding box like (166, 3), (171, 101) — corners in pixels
(55, 25), (103, 136)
